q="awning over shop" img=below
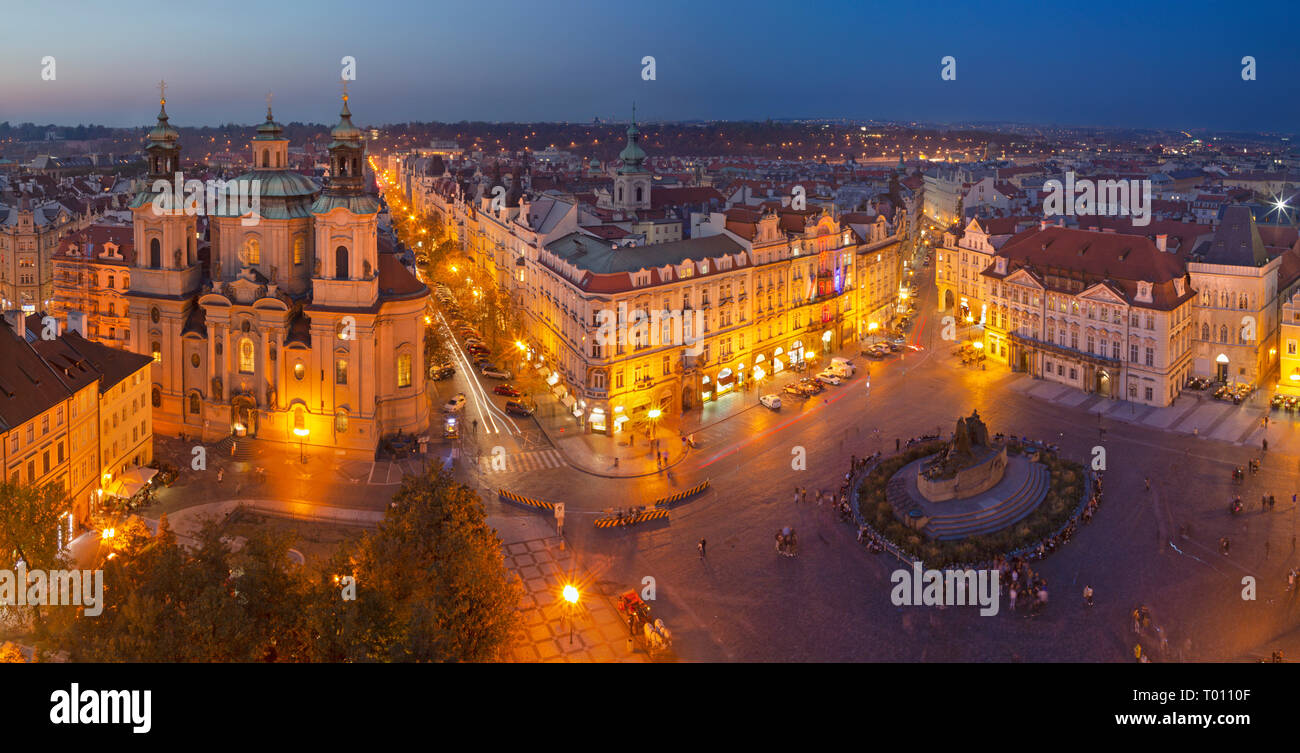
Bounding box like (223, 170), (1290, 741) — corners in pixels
(107, 467), (158, 499)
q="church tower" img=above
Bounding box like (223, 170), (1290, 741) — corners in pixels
(126, 83), (202, 435)
(612, 106), (651, 212)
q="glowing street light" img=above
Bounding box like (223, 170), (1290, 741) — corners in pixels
(293, 426), (309, 463)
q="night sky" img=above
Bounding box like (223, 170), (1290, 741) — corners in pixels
(3, 0), (1297, 131)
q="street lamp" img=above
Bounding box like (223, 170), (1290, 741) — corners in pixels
(562, 583), (580, 644)
(647, 407), (662, 439)
(293, 427), (309, 463)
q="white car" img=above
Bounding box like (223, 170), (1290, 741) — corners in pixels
(759, 394), (782, 410)
(480, 366), (511, 379)
(442, 394), (467, 413)
(816, 372), (842, 386)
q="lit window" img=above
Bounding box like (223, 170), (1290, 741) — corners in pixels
(293, 362), (305, 380)
(335, 410), (348, 433)
(151, 341), (161, 362)
(239, 338), (255, 374)
(336, 359), (348, 385)
(293, 237), (304, 265)
(397, 354), (412, 388)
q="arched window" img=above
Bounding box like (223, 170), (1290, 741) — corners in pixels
(617, 187), (623, 202)
(242, 237), (260, 265)
(151, 341), (161, 362)
(635, 186), (643, 203)
(1219, 325), (1229, 343)
(239, 338), (255, 374)
(1201, 322), (1210, 340)
(189, 393), (201, 414)
(1239, 293), (1248, 310)
(151, 386), (161, 407)
(293, 237), (304, 265)
(335, 245), (349, 280)
(150, 238), (161, 268)
(335, 410), (349, 433)
(275, 152), (281, 168)
(261, 149), (269, 168)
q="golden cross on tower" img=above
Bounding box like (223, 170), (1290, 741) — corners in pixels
(158, 79), (167, 106)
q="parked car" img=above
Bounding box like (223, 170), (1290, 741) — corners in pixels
(493, 384), (522, 397)
(798, 378), (824, 395)
(481, 365), (511, 379)
(816, 371), (843, 386)
(430, 365), (455, 380)
(466, 345), (490, 357)
(759, 394), (782, 410)
(505, 400), (535, 417)
(783, 384), (807, 398)
(442, 416), (460, 439)
(442, 394), (467, 413)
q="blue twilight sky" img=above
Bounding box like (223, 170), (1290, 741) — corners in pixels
(2, 0), (1297, 132)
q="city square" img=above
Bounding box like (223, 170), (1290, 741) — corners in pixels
(0, 0), (1297, 704)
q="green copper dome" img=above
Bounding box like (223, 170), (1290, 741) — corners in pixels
(147, 103), (180, 143)
(330, 95), (363, 142)
(617, 109), (646, 173)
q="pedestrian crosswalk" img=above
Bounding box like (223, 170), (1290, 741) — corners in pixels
(478, 448), (566, 474)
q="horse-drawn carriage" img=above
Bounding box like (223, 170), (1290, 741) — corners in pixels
(615, 591), (672, 656)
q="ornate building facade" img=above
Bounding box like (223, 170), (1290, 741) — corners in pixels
(125, 92), (428, 453)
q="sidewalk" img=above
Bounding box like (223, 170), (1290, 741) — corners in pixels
(529, 389), (690, 478)
(528, 347), (862, 477)
(489, 515), (647, 662)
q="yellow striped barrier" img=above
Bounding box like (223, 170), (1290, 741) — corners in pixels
(497, 488), (555, 512)
(653, 479), (710, 508)
(594, 508), (669, 528)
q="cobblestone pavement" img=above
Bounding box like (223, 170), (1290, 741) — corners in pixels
(494, 517), (648, 662)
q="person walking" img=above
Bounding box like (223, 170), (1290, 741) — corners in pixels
(1144, 477), (1150, 492)
(697, 538), (706, 559)
(801, 487), (807, 504)
(1083, 585), (1094, 607)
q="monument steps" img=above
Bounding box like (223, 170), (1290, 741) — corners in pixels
(925, 463), (1049, 540)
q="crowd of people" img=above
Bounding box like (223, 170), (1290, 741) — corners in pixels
(995, 555), (1050, 615)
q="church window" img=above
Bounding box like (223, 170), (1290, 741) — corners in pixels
(239, 338), (255, 374)
(151, 341), (161, 363)
(335, 410), (348, 433)
(397, 354), (412, 388)
(189, 393), (200, 415)
(293, 362), (305, 381)
(293, 237), (304, 265)
(336, 358), (348, 385)
(150, 238), (161, 268)
(335, 246), (349, 280)
(243, 237), (260, 265)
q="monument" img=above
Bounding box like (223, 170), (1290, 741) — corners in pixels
(886, 410), (1048, 541)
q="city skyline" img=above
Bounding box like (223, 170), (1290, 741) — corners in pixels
(3, 0), (1298, 132)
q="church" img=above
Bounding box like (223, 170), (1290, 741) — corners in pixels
(125, 90), (429, 454)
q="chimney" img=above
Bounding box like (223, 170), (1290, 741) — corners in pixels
(3, 310), (28, 340)
(1156, 234), (1168, 252)
(67, 310), (87, 337)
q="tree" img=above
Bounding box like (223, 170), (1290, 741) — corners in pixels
(356, 464), (522, 661)
(0, 480), (70, 572)
(0, 480), (71, 632)
(57, 465), (522, 662)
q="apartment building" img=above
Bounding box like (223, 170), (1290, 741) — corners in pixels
(981, 226), (1196, 407)
(51, 224), (135, 348)
(0, 312), (152, 543)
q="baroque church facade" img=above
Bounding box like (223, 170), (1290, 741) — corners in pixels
(125, 92), (429, 453)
